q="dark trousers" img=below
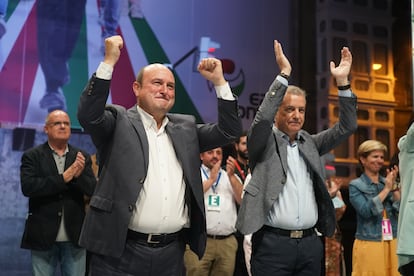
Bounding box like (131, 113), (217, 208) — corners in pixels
(400, 261), (414, 276)
(89, 239), (185, 276)
(251, 228), (323, 276)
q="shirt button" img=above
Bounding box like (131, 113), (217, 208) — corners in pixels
(128, 205), (134, 212)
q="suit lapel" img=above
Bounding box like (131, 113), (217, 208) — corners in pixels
(127, 106), (149, 170)
(165, 117), (205, 214)
(298, 140), (325, 184)
(274, 132), (288, 178)
(41, 143), (60, 173)
(64, 146), (77, 169)
(43, 143), (76, 171)
(165, 118), (186, 163)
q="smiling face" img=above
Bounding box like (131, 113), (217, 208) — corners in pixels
(357, 140), (388, 175)
(200, 147), (223, 169)
(275, 90), (306, 141)
(133, 64), (175, 123)
(360, 150), (385, 174)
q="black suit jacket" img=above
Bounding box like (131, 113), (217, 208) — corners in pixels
(20, 142), (97, 250)
(77, 75), (242, 258)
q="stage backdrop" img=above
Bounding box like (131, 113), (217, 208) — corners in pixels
(0, 0), (291, 130)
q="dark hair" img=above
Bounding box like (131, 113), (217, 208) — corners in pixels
(235, 130), (248, 143)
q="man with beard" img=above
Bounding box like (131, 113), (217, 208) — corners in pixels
(232, 131), (249, 184)
(184, 147), (242, 275)
(230, 131), (250, 276)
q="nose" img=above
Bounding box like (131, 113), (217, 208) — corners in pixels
(161, 83), (171, 93)
(158, 86), (166, 95)
(292, 108), (300, 118)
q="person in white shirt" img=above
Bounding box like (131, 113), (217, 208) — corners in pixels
(184, 147), (242, 276)
(77, 35), (242, 276)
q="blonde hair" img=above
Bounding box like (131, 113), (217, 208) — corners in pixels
(357, 140), (387, 170)
(357, 140), (387, 158)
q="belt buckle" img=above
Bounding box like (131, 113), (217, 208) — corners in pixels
(290, 230), (303, 239)
(147, 234), (161, 244)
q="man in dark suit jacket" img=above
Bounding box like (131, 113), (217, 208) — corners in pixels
(77, 35), (242, 275)
(236, 40), (357, 275)
(20, 110), (97, 276)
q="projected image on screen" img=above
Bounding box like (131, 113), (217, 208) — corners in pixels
(0, 0), (289, 130)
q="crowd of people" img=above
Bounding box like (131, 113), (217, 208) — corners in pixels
(18, 34), (414, 276)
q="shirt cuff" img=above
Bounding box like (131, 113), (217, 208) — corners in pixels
(338, 89), (353, 97)
(276, 75), (288, 86)
(215, 82), (235, 100)
(96, 62), (114, 80)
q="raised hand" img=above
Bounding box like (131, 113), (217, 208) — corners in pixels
(63, 152), (85, 183)
(326, 177), (343, 198)
(384, 165), (399, 191)
(198, 58), (226, 86)
(210, 159), (222, 181)
(103, 35), (124, 67)
(73, 152), (86, 178)
(226, 156), (237, 176)
(330, 47), (352, 86)
(274, 40), (292, 76)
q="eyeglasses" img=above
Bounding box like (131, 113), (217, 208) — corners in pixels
(48, 121), (70, 127)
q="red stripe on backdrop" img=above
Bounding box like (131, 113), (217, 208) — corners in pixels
(0, 5), (37, 123)
(110, 29), (136, 109)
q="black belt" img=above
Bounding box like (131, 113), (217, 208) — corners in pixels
(207, 233), (234, 240)
(127, 229), (182, 247)
(262, 225), (315, 239)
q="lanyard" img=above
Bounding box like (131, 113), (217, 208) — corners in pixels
(383, 208), (388, 219)
(234, 161), (246, 181)
(201, 167), (222, 193)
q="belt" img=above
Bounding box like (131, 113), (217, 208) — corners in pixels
(262, 225), (315, 239)
(207, 233), (234, 240)
(127, 229), (182, 248)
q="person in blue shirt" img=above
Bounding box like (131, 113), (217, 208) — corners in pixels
(236, 40), (356, 276)
(349, 139), (400, 276)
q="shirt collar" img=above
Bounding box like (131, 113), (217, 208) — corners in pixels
(48, 143), (69, 156)
(201, 164), (211, 173)
(137, 106), (169, 132)
(361, 173), (385, 185)
(274, 126), (304, 145)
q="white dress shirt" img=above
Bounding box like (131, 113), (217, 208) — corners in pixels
(201, 164), (237, 236)
(95, 61), (236, 233)
(128, 107), (188, 233)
